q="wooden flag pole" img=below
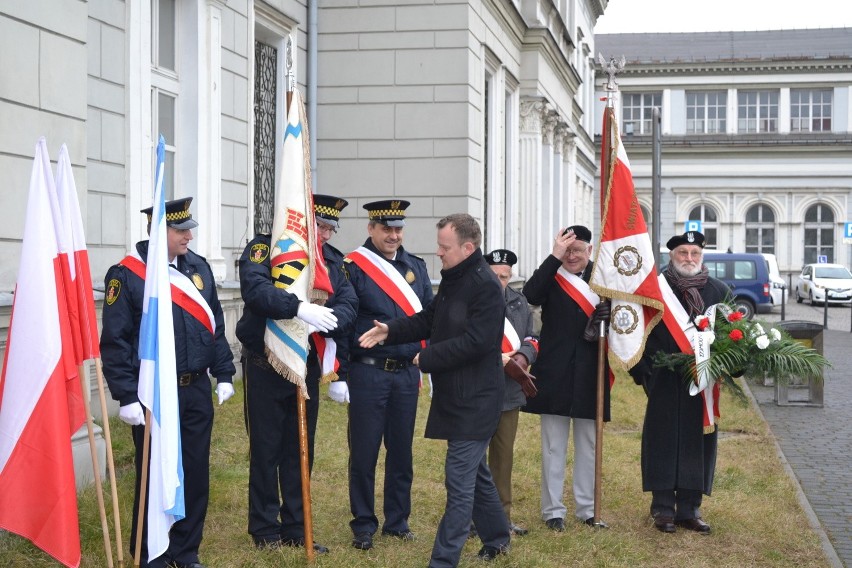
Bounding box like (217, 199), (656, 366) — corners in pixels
(593, 321), (606, 526)
(78, 364), (115, 568)
(95, 358), (125, 567)
(286, 40), (315, 562)
(133, 411), (153, 568)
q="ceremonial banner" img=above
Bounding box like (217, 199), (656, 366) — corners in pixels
(137, 136), (185, 559)
(590, 107), (665, 377)
(264, 90), (330, 398)
(0, 138), (84, 568)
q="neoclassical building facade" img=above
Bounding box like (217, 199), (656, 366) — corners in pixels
(594, 28), (852, 279)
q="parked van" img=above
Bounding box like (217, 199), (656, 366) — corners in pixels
(702, 252), (773, 319)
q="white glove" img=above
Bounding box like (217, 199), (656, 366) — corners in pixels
(118, 402), (145, 426)
(328, 381), (350, 404)
(296, 302), (338, 333)
(216, 382), (235, 405)
(424, 374), (433, 398)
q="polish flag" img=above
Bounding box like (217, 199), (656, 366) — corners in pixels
(0, 138), (85, 568)
(56, 144), (101, 361)
(590, 107), (665, 377)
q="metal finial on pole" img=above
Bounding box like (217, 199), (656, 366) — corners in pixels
(597, 53), (626, 108)
(285, 37), (295, 92)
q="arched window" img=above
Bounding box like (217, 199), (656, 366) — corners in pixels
(745, 204), (775, 254)
(688, 204), (717, 249)
(803, 204), (834, 264)
(640, 205), (651, 228)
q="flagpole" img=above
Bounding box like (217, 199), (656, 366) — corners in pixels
(286, 38), (316, 563)
(134, 412), (153, 568)
(95, 358), (125, 567)
(78, 364), (115, 567)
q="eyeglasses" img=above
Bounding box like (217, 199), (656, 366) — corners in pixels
(565, 247), (589, 256)
(317, 224), (337, 234)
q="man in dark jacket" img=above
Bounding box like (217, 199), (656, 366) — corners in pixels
(521, 225), (611, 531)
(484, 249), (539, 536)
(235, 194), (357, 553)
(101, 197), (236, 568)
(629, 231), (730, 535)
(360, 213), (511, 567)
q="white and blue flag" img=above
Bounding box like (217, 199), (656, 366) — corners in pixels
(137, 135), (185, 559)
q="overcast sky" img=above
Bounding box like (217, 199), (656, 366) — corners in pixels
(594, 0), (852, 34)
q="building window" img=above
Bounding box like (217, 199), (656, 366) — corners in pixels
(151, 0), (178, 200)
(253, 41), (277, 236)
(622, 92), (661, 135)
(804, 203), (834, 264)
(153, 91), (176, 199)
(745, 204), (775, 254)
(152, 0), (176, 72)
(688, 204), (717, 249)
(791, 89), (832, 132)
(737, 90), (778, 133)
(686, 91), (726, 134)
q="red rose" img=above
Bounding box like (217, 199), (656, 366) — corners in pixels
(697, 318), (710, 330)
(727, 311), (744, 322)
(729, 329), (744, 341)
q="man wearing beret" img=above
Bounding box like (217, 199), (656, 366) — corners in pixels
(484, 249), (539, 537)
(236, 193), (357, 553)
(521, 225), (611, 531)
(101, 197), (236, 568)
(629, 231), (730, 534)
(341, 199), (433, 551)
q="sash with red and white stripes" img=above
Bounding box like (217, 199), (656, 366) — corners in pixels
(120, 253), (216, 335)
(346, 246), (426, 348)
(658, 275), (720, 433)
(501, 319), (521, 353)
(311, 333), (339, 383)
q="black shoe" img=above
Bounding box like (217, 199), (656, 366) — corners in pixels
(169, 563), (207, 568)
(545, 517), (565, 532)
(280, 538), (330, 554)
(352, 531), (374, 550)
(508, 522), (528, 536)
(582, 517), (609, 529)
(477, 544), (509, 560)
(382, 528), (415, 540)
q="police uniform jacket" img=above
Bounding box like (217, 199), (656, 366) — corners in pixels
(520, 254), (610, 421)
(235, 234), (357, 370)
(345, 239), (433, 365)
(386, 249), (504, 441)
(629, 271), (730, 495)
(502, 285), (538, 411)
(100, 241), (236, 406)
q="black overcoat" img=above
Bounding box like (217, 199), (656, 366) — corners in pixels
(386, 249), (505, 441)
(630, 272), (730, 495)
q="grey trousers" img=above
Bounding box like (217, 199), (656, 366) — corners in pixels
(428, 439), (510, 568)
(540, 414), (596, 521)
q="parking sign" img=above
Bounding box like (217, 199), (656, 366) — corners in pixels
(684, 220), (702, 233)
(844, 222), (852, 243)
(817, 255), (828, 263)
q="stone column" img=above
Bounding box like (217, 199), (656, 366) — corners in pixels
(518, 98), (546, 278)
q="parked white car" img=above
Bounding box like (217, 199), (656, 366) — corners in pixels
(795, 263), (852, 306)
(761, 253), (787, 307)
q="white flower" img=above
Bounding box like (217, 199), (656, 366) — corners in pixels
(769, 328), (782, 341)
(755, 335), (770, 349)
(752, 323), (765, 337)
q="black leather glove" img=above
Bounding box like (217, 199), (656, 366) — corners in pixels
(583, 300), (611, 342)
(505, 357), (537, 398)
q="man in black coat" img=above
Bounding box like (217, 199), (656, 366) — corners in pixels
(236, 194), (357, 553)
(101, 197), (236, 568)
(359, 214), (511, 567)
(521, 225), (610, 531)
(629, 231), (730, 535)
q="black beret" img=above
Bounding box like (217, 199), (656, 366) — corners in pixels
(666, 231), (706, 250)
(485, 249), (517, 266)
(564, 225), (592, 243)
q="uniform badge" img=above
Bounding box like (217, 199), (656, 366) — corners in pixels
(405, 269), (415, 284)
(192, 273), (204, 290)
(106, 279), (121, 305)
(250, 243), (269, 263)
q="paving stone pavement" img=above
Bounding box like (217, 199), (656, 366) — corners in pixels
(749, 299), (852, 567)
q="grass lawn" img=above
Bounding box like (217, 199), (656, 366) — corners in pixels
(0, 377), (830, 567)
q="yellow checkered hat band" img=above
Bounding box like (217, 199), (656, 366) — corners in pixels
(165, 210), (191, 221)
(368, 209), (403, 217)
(315, 204), (341, 217)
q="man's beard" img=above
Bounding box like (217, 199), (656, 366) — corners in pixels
(672, 262), (701, 277)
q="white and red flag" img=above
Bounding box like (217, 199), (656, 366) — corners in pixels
(56, 144), (101, 361)
(0, 138), (85, 568)
(589, 107), (665, 377)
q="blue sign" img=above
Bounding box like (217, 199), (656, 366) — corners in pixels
(684, 220), (703, 233)
(817, 255), (828, 263)
(844, 222), (852, 239)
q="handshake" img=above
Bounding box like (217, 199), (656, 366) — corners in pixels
(504, 354), (537, 398)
